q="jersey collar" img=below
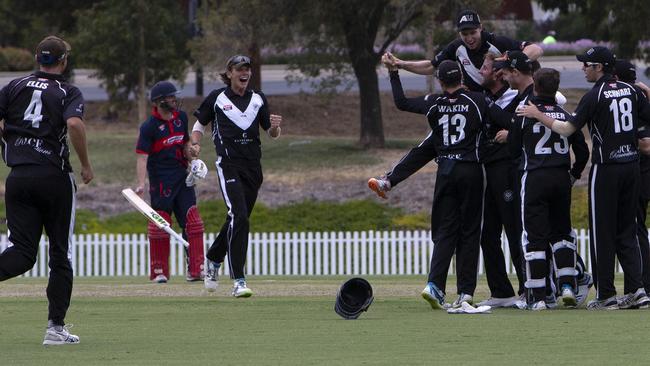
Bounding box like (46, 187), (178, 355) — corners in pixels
(34, 71), (65, 81)
(151, 107), (179, 122)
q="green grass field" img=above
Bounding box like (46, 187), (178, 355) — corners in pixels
(1, 276), (649, 365)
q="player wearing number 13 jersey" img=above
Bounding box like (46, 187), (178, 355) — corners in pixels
(0, 36), (93, 344)
(418, 60), (494, 308)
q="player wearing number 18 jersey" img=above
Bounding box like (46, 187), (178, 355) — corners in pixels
(0, 36), (93, 344)
(517, 47), (650, 309)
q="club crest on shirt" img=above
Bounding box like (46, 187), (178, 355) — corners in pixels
(503, 190), (514, 202)
(462, 59), (471, 66)
(173, 118), (182, 127)
(223, 104), (232, 111)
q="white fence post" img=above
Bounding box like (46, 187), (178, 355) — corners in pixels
(0, 228), (609, 278)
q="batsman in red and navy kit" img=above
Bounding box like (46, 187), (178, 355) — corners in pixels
(135, 81), (205, 283)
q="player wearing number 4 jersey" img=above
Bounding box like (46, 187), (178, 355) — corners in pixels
(0, 36), (93, 345)
(518, 46), (650, 310)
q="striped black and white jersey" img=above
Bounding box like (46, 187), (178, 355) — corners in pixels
(194, 87), (271, 165)
(432, 31), (528, 92)
(480, 85), (518, 163)
(0, 71), (84, 173)
(511, 96), (574, 171)
(572, 75), (650, 164)
(426, 89), (490, 162)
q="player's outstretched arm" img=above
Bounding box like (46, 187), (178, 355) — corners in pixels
(517, 101), (576, 137)
(67, 117), (93, 184)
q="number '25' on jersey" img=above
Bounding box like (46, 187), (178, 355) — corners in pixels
(571, 76), (650, 164)
(510, 96), (573, 171)
(425, 89), (492, 162)
(0, 71), (84, 173)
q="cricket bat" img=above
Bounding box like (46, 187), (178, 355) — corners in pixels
(121, 188), (189, 248)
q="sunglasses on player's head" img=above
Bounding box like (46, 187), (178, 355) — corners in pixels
(583, 62), (600, 68)
(228, 55), (251, 67)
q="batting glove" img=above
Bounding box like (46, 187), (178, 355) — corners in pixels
(190, 159), (208, 179)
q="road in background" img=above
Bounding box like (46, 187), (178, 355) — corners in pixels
(2, 57), (649, 101)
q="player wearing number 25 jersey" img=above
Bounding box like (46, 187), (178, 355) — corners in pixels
(0, 36), (93, 345)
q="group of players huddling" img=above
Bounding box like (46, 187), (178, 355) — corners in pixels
(3, 7), (650, 347)
(368, 9), (650, 311)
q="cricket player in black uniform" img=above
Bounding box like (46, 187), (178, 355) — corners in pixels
(517, 46), (650, 310)
(191, 55), (281, 297)
(0, 36), (93, 344)
(613, 59), (650, 307)
(372, 60), (494, 309)
(384, 9), (542, 93)
(510, 68), (581, 310)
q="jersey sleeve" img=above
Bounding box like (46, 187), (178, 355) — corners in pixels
(258, 92), (271, 131)
(180, 111), (190, 142)
(62, 86), (84, 121)
(635, 87), (650, 127)
(491, 34), (528, 53)
(431, 40), (459, 68)
(569, 127), (589, 179)
(135, 122), (153, 155)
(571, 91), (597, 130)
(486, 96), (514, 129)
(193, 91), (218, 125)
(389, 71), (433, 115)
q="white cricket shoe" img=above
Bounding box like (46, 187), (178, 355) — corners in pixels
(587, 296), (619, 310)
(421, 282), (445, 310)
(576, 272), (593, 307)
(204, 262), (219, 292)
(153, 274), (168, 283)
(43, 324), (79, 346)
(477, 296), (519, 308)
(232, 279), (253, 298)
(618, 288), (650, 309)
(528, 300), (547, 311)
(451, 293), (474, 308)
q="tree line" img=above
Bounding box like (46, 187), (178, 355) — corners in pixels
(1, 0), (648, 148)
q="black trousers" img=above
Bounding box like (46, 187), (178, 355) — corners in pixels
(630, 164), (650, 294)
(589, 162), (643, 300)
(481, 160), (525, 298)
(207, 157), (262, 279)
(521, 168), (574, 302)
(0, 169), (76, 325)
(428, 160), (484, 295)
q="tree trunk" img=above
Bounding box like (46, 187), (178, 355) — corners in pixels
(352, 55), (384, 148)
(248, 38), (262, 91)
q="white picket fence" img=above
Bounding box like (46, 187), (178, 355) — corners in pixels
(0, 229), (606, 278)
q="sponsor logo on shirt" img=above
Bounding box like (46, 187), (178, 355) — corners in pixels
(14, 137), (52, 155)
(609, 144), (636, 160)
(223, 105), (232, 111)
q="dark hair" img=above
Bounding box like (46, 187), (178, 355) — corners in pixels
(533, 68), (560, 97)
(220, 72), (231, 86)
(439, 79), (461, 88)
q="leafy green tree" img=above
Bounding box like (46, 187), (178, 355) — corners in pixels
(285, 0), (425, 148)
(75, 0), (189, 121)
(190, 0), (291, 91)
